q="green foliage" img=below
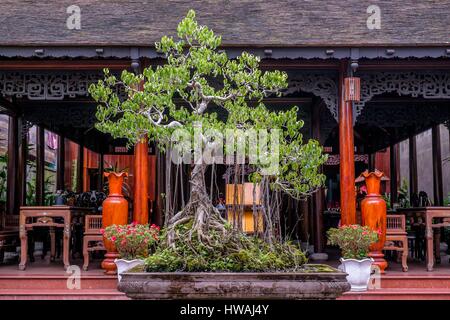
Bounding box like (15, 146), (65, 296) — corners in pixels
(88, 10), (327, 199)
(444, 192), (450, 206)
(104, 161), (128, 174)
(327, 224), (379, 260)
(145, 223), (307, 272)
(398, 178), (410, 208)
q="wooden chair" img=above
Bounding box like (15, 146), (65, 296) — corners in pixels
(383, 214), (408, 272)
(82, 215), (105, 271)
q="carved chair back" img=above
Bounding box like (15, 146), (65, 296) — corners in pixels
(386, 215), (406, 235)
(84, 215), (103, 235)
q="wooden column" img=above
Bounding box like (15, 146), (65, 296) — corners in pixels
(17, 118), (27, 206)
(311, 101), (325, 252)
(299, 199), (310, 243)
(97, 153), (104, 191)
(338, 62), (356, 225)
(368, 153), (376, 172)
(389, 144), (399, 207)
(133, 137), (149, 224)
(35, 126), (45, 205)
(408, 136), (418, 198)
(6, 116), (18, 215)
(56, 135), (65, 191)
(432, 125), (444, 206)
(155, 147), (165, 227)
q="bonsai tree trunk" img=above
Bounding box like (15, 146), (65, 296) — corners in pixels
(167, 163), (228, 248)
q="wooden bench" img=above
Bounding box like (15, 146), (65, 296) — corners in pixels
(383, 214), (408, 272)
(82, 215), (105, 271)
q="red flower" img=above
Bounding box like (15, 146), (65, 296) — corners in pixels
(111, 236), (116, 241)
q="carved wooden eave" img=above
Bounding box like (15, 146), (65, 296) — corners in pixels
(355, 71), (450, 121)
(284, 73), (339, 121)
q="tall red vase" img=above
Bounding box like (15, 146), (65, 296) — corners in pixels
(360, 170), (388, 273)
(101, 172), (129, 274)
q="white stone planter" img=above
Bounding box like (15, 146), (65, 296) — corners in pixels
(114, 259), (145, 282)
(339, 258), (373, 292)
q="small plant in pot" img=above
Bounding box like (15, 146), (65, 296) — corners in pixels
(327, 224), (379, 291)
(102, 222), (160, 281)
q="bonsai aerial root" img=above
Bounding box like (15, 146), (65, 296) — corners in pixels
(166, 163), (235, 250)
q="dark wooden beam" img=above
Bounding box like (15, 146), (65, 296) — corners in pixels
(6, 116), (18, 215)
(56, 135), (65, 191)
(311, 100), (325, 253)
(260, 59), (341, 70)
(76, 145), (84, 193)
(97, 153), (104, 192)
(0, 97), (19, 116)
(432, 125), (444, 206)
(35, 126), (45, 205)
(17, 118), (27, 206)
(0, 60), (131, 71)
(368, 153), (376, 171)
(409, 136), (418, 198)
(154, 148), (165, 227)
(299, 199), (310, 243)
(359, 60), (450, 71)
(389, 144), (399, 207)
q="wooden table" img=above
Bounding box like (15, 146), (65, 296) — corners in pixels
(19, 206), (94, 270)
(396, 207), (450, 271)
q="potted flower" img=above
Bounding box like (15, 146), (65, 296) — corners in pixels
(101, 222), (160, 281)
(327, 224), (379, 291)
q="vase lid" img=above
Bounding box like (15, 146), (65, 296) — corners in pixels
(356, 170), (389, 182)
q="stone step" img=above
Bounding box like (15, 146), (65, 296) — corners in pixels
(0, 274), (118, 290)
(340, 288), (450, 300)
(380, 274), (450, 289)
(0, 289), (128, 300)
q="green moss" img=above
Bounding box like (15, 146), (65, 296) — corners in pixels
(301, 264), (337, 273)
(144, 226), (307, 272)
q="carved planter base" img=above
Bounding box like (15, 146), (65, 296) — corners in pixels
(118, 265), (350, 300)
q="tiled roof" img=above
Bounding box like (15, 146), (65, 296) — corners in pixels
(1, 0), (449, 47)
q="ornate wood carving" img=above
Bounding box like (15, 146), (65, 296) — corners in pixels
(0, 71), (126, 102)
(284, 73), (338, 121)
(355, 71), (450, 119)
(0, 72), (105, 100)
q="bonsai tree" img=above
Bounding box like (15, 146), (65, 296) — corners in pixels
(89, 10), (326, 270)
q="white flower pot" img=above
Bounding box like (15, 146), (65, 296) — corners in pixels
(339, 258), (374, 292)
(114, 259), (145, 282)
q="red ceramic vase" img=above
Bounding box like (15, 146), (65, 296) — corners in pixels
(101, 172), (128, 274)
(360, 170), (388, 273)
